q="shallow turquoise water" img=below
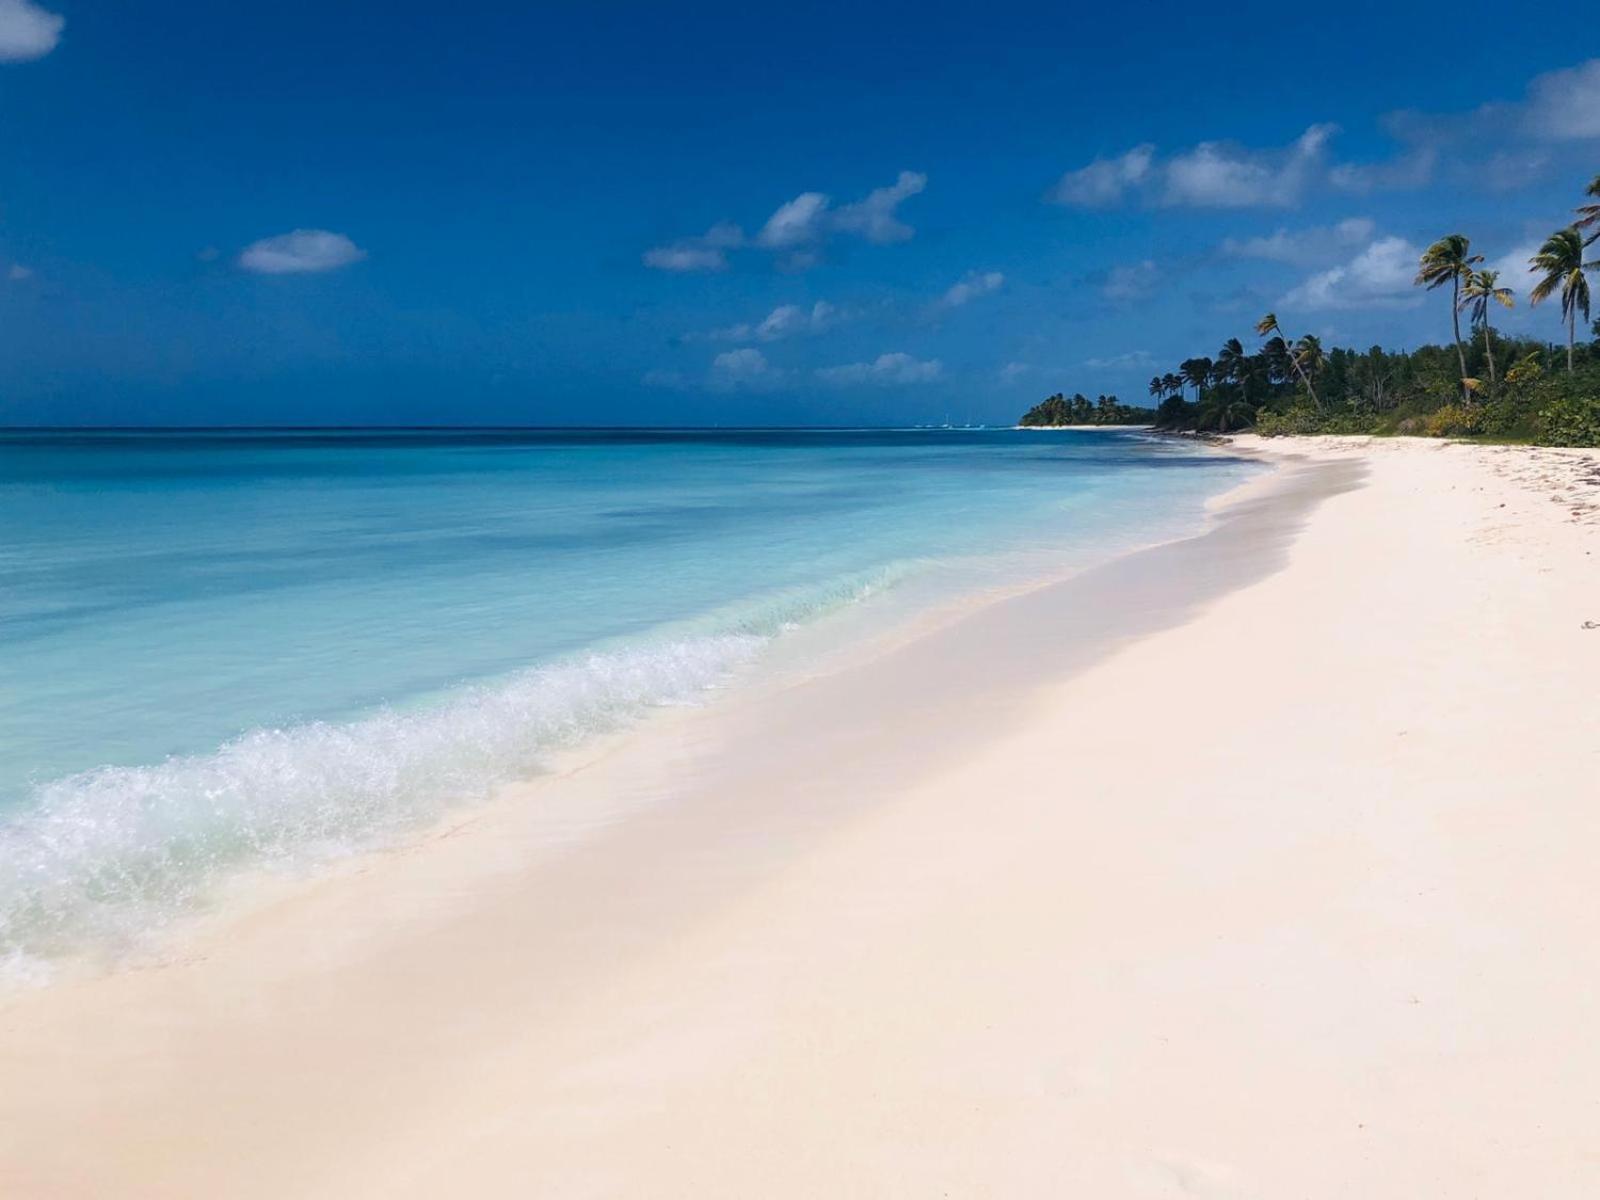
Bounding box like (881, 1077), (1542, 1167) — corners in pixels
(0, 428), (1254, 965)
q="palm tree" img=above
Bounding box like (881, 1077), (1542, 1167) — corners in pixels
(1260, 335), (1293, 386)
(1216, 337), (1247, 384)
(1148, 375), (1165, 402)
(1161, 372), (1184, 399)
(1529, 227), (1593, 373)
(1254, 312), (1320, 409)
(1179, 356), (1213, 404)
(1216, 338), (1263, 410)
(1458, 269), (1514, 386)
(1197, 388), (1255, 433)
(1577, 174), (1600, 246)
(1414, 235), (1483, 395)
(1292, 334), (1326, 390)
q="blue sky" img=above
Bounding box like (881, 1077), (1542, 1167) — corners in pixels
(1, 0), (1597, 427)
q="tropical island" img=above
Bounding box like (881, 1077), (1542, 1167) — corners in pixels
(1020, 171), (1600, 446)
(1017, 392), (1155, 426)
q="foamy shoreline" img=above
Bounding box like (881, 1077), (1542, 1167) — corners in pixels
(3, 437), (1598, 1197)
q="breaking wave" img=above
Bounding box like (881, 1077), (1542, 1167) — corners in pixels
(0, 565), (910, 976)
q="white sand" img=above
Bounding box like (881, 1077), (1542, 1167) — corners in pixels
(3, 436), (1597, 1198)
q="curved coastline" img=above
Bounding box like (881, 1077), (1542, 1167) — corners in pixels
(15, 440), (1597, 1198)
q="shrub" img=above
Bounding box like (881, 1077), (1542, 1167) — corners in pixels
(1535, 393), (1600, 447)
(1423, 404), (1488, 437)
(1253, 406), (1379, 437)
(1318, 409), (1381, 435)
(1252, 406), (1322, 437)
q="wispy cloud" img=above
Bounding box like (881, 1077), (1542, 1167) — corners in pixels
(940, 270), (1005, 308)
(645, 172), (927, 272)
(7, 263), (34, 281)
(1163, 124), (1337, 207)
(0, 0), (63, 62)
(708, 300), (839, 343)
(1280, 235), (1422, 310)
(1051, 126), (1338, 210)
(641, 221), (743, 273)
(1520, 58), (1600, 140)
(1339, 58), (1600, 192)
(1327, 148), (1437, 194)
(1220, 217), (1376, 266)
(238, 230), (367, 275)
(709, 347), (785, 389)
(1485, 241), (1543, 288)
(1083, 350), (1155, 371)
(823, 171), (928, 244)
(817, 352), (942, 386)
(1048, 146), (1154, 207)
(645, 346), (797, 392)
(1101, 260), (1159, 302)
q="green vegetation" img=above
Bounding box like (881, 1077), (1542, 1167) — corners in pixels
(1017, 170), (1600, 446)
(1018, 392), (1155, 426)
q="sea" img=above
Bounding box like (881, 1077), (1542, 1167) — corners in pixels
(0, 427), (1257, 972)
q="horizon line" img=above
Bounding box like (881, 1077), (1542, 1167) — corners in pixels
(0, 422), (1051, 434)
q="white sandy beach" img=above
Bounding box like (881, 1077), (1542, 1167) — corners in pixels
(3, 436), (1598, 1198)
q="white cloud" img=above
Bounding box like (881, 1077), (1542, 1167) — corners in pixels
(643, 244), (728, 272)
(648, 172), (926, 272)
(1049, 124), (1401, 209)
(0, 0), (63, 62)
(1163, 123), (1336, 207)
(712, 300), (839, 343)
(7, 263), (33, 281)
(1220, 217), (1376, 265)
(709, 347), (782, 389)
(817, 352), (942, 386)
(755, 193), (831, 249)
(1051, 126), (1336, 210)
(828, 171), (928, 244)
(1348, 59), (1600, 190)
(238, 229), (367, 275)
(941, 270), (1004, 307)
(1084, 350), (1155, 370)
(755, 172), (927, 248)
(1102, 259), (1158, 302)
(1328, 148), (1436, 193)
(1280, 236), (1423, 310)
(1048, 145), (1154, 206)
(642, 221), (743, 273)
(1485, 241), (1543, 289)
(999, 362), (1031, 383)
(1520, 58), (1600, 141)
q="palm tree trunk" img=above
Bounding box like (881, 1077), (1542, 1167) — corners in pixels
(1281, 332), (1321, 411)
(1295, 360), (1321, 411)
(1484, 324), (1496, 385)
(1451, 276), (1469, 398)
(1305, 367), (1320, 412)
(1569, 309), (1576, 373)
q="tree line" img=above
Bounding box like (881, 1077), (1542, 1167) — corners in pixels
(1018, 392), (1155, 426)
(1020, 171), (1600, 446)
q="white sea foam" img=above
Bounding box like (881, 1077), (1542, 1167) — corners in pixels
(0, 567), (910, 975)
(0, 636), (761, 973)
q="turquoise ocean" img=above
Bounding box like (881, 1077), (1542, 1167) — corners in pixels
(0, 428), (1255, 970)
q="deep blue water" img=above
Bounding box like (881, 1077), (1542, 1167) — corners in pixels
(0, 427), (1253, 967)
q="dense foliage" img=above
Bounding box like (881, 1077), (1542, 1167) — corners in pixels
(1151, 329), (1600, 443)
(1018, 392), (1155, 426)
(1019, 170), (1600, 447)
